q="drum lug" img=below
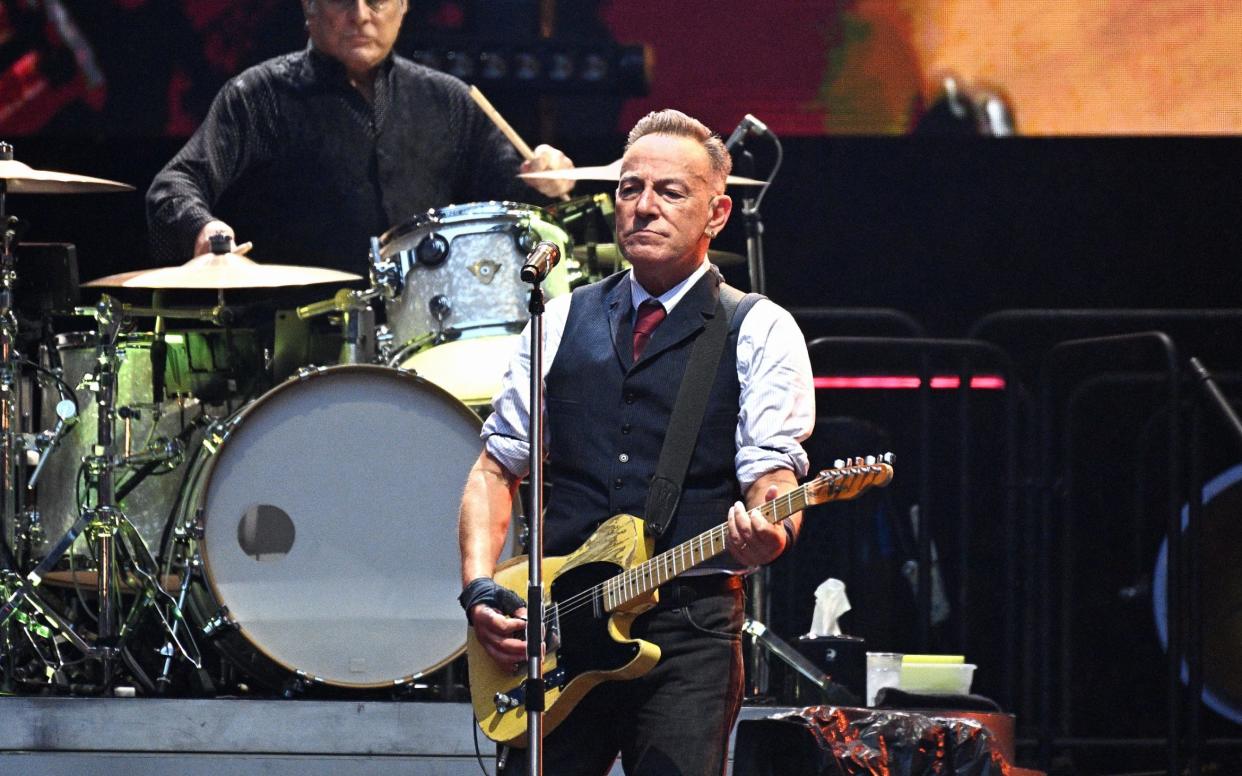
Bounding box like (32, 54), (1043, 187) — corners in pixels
(282, 670), (324, 698)
(202, 417), (239, 453)
(511, 223), (537, 254)
(295, 365), (327, 382)
(202, 607), (237, 636)
(282, 674), (309, 698)
(187, 510), (206, 541)
(415, 233), (449, 267)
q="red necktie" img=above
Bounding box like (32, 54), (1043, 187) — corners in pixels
(632, 299), (667, 361)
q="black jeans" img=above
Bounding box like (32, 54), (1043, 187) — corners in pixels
(500, 582), (745, 776)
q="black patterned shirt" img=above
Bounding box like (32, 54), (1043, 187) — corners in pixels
(146, 44), (532, 272)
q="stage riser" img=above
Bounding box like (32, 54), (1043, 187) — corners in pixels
(1, 753), (489, 776)
(1, 699), (781, 774)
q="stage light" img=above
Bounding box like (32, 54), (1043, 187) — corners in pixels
(403, 41), (649, 96)
(444, 50), (474, 80)
(513, 52), (541, 81)
(479, 51), (507, 80)
(548, 51), (573, 82)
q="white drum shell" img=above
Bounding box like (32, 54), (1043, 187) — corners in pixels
(378, 201), (573, 351)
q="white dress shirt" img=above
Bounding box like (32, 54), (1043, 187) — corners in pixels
(482, 261), (815, 490)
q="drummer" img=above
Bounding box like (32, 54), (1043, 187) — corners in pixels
(145, 0), (574, 271)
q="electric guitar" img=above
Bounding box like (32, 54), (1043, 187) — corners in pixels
(466, 454), (895, 746)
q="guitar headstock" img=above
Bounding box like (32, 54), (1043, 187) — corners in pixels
(805, 453), (895, 506)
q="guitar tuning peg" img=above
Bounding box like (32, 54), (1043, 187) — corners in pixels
(865, 455), (876, 465)
(833, 458), (845, 468)
(883, 452), (896, 465)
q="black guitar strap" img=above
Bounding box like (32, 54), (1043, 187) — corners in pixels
(643, 285), (762, 538)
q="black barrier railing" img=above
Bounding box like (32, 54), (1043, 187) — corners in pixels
(1037, 333), (1181, 775)
(972, 309), (1242, 776)
(790, 307), (926, 339)
(803, 335), (1024, 711)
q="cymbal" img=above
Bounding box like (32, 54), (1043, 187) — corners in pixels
(85, 250), (363, 290)
(0, 158), (134, 194)
(521, 159), (765, 187)
(573, 243), (746, 267)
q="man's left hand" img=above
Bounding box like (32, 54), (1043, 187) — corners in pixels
(520, 144), (575, 198)
(726, 484), (786, 566)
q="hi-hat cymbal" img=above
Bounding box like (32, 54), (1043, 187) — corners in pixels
(85, 250), (362, 290)
(0, 158), (134, 194)
(521, 159), (765, 187)
(573, 243), (746, 267)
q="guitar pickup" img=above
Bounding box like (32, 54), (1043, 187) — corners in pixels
(494, 666), (567, 713)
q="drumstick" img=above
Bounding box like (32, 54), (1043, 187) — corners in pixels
(469, 86), (536, 160)
(469, 86), (571, 202)
(234, 241), (254, 256)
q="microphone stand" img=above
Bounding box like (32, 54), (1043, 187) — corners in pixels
(524, 273), (548, 775)
(733, 141), (773, 698)
(735, 146), (767, 295)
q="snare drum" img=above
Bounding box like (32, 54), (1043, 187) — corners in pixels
(179, 364), (516, 690)
(377, 201), (574, 354)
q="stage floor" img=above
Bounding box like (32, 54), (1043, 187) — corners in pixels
(0, 697), (788, 775)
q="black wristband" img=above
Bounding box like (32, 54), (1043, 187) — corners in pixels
(780, 517), (798, 550)
(458, 577), (525, 624)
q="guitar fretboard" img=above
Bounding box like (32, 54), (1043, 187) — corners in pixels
(598, 463), (883, 612)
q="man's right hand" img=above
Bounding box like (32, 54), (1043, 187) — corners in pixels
(470, 603), (530, 671)
(193, 219), (235, 258)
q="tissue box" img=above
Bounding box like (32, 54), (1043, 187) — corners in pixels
(795, 635), (865, 700)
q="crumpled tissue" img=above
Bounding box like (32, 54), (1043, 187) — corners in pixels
(808, 577), (850, 637)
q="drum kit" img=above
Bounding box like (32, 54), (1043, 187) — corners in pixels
(0, 143), (757, 699)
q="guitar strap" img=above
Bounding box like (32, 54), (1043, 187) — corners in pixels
(643, 284), (763, 538)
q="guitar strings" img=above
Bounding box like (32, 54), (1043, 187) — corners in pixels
(536, 468), (885, 626)
(533, 468), (878, 627)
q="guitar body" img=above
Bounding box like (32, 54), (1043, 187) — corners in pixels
(467, 514), (662, 746)
(465, 454), (896, 747)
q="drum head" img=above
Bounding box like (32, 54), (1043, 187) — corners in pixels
(196, 365), (486, 687)
(400, 334), (521, 409)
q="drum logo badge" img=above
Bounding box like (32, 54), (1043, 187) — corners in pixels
(467, 259), (503, 285)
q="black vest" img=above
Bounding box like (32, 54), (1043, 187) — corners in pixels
(543, 269), (757, 568)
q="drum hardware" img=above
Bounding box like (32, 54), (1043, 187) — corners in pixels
(1, 296), (204, 690)
(296, 287), (385, 365)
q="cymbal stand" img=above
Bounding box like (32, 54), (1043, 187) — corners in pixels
(2, 296), (203, 690)
(0, 177), (21, 690)
(0, 187), (96, 686)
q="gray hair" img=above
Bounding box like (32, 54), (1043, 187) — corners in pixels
(625, 109), (732, 185)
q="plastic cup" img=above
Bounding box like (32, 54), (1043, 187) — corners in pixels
(866, 651), (903, 706)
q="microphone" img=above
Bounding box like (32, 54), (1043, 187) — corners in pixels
(520, 241), (561, 283)
(723, 113), (769, 151)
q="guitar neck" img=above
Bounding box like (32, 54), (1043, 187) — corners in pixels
(599, 483), (813, 613)
(598, 457), (893, 613)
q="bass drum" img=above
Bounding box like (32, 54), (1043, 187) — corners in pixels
(180, 364), (513, 690)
